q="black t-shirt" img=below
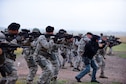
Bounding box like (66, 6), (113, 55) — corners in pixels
(83, 41), (99, 59)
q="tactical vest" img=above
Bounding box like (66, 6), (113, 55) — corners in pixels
(0, 54), (5, 65)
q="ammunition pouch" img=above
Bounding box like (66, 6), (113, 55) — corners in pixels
(27, 56), (36, 67)
(41, 47), (48, 52)
(37, 57), (46, 67)
(6, 53), (16, 61)
(0, 54), (5, 65)
(39, 51), (56, 60)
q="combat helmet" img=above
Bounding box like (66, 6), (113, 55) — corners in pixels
(32, 28), (41, 33)
(58, 29), (67, 34)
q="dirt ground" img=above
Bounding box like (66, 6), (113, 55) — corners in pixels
(15, 52), (126, 84)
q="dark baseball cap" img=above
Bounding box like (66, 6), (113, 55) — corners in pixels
(58, 29), (67, 34)
(46, 26), (54, 32)
(86, 32), (93, 35)
(8, 22), (20, 30)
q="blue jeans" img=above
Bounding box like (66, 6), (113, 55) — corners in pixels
(76, 58), (98, 81)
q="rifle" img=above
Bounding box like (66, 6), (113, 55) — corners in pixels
(0, 42), (20, 51)
(0, 41), (30, 61)
(0, 41), (31, 76)
(107, 36), (122, 47)
(0, 42), (20, 77)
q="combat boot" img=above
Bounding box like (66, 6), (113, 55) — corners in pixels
(91, 80), (100, 83)
(51, 76), (57, 84)
(73, 68), (80, 72)
(27, 80), (33, 84)
(70, 62), (73, 67)
(75, 76), (81, 82)
(99, 75), (108, 78)
(99, 72), (108, 78)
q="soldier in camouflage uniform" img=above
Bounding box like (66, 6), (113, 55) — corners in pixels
(22, 28), (41, 84)
(65, 39), (73, 68)
(34, 26), (56, 84)
(50, 46), (60, 84)
(72, 35), (82, 71)
(45, 28), (61, 83)
(57, 29), (74, 68)
(107, 35), (121, 55)
(60, 35), (73, 69)
(59, 44), (67, 69)
(0, 22), (20, 84)
(0, 32), (7, 84)
(56, 29), (68, 69)
(95, 35), (108, 78)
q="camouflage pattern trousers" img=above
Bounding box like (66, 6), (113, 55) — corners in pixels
(95, 54), (106, 76)
(0, 58), (18, 84)
(36, 55), (53, 84)
(23, 53), (38, 83)
(50, 52), (60, 78)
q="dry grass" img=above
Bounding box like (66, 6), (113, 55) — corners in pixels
(118, 36), (126, 43)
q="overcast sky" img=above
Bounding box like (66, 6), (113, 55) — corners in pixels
(0, 0), (126, 32)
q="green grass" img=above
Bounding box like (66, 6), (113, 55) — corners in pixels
(113, 43), (126, 52)
(51, 80), (67, 84)
(118, 53), (126, 58)
(111, 82), (122, 84)
(112, 43), (126, 58)
(75, 82), (98, 84)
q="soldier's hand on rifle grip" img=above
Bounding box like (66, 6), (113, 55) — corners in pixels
(0, 48), (2, 55)
(50, 36), (55, 39)
(99, 43), (103, 47)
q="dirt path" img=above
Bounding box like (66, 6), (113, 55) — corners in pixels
(16, 53), (126, 84)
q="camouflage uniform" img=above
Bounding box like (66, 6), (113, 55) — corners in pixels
(66, 43), (73, 67)
(22, 28), (41, 84)
(4, 58), (18, 84)
(95, 48), (107, 78)
(34, 35), (54, 84)
(50, 44), (60, 83)
(72, 37), (81, 71)
(0, 32), (18, 84)
(77, 35), (91, 70)
(59, 44), (68, 69)
(22, 38), (38, 84)
(95, 38), (108, 78)
(60, 39), (73, 69)
(0, 22), (21, 84)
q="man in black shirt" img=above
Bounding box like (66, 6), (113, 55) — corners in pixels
(75, 35), (102, 83)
